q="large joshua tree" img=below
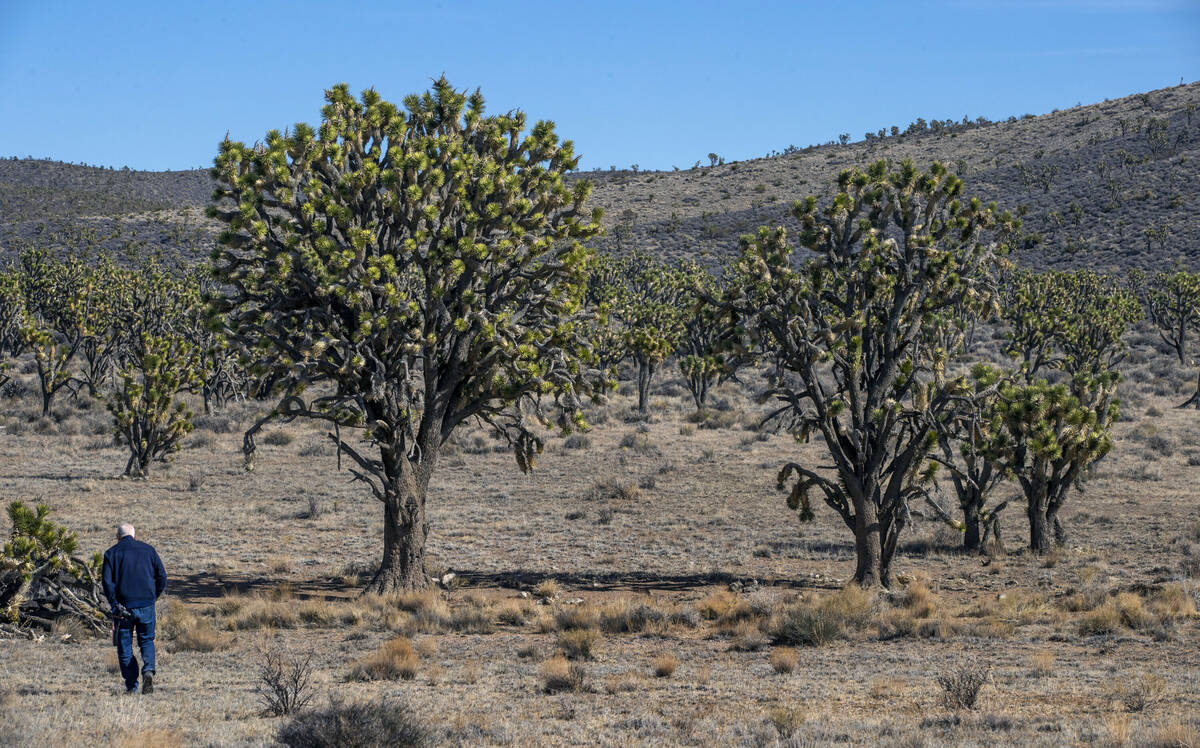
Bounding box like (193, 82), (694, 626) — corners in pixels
(209, 80), (603, 593)
(732, 160), (1015, 588)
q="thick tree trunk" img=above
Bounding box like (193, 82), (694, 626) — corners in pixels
(369, 496), (430, 593)
(852, 501), (890, 588)
(1028, 501), (1050, 554)
(367, 450), (434, 594)
(636, 361), (655, 414)
(964, 512), (982, 553)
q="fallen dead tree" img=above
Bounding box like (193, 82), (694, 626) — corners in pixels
(1, 501), (108, 638)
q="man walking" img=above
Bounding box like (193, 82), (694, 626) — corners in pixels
(101, 524), (167, 694)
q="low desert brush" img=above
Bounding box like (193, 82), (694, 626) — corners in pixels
(540, 655), (586, 693)
(349, 637), (419, 681)
(767, 706), (806, 739)
(769, 647), (799, 674)
(652, 653), (679, 678)
(937, 664), (989, 711)
(558, 627), (600, 660)
(277, 697), (431, 748)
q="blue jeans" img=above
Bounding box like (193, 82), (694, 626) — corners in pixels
(114, 605), (156, 691)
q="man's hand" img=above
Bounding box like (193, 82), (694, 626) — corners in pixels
(112, 604), (132, 621)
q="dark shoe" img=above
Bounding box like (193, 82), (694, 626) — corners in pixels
(125, 687), (139, 694)
(141, 671), (154, 694)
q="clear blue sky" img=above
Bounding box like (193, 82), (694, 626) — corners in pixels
(1, 1), (1197, 172)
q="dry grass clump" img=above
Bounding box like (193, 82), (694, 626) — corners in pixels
(1103, 711), (1131, 746)
(767, 586), (875, 646)
(162, 599), (226, 652)
(495, 600), (532, 626)
(597, 596), (695, 634)
(558, 627), (600, 660)
(533, 579), (560, 599)
(588, 476), (642, 502)
(1076, 591), (1172, 635)
(546, 603), (596, 631)
(604, 671), (643, 694)
(651, 653), (679, 678)
(349, 637), (420, 681)
(728, 619), (770, 651)
(1142, 720), (1200, 748)
(899, 578), (939, 618)
(618, 431), (660, 456)
(769, 647), (799, 674)
(114, 728), (185, 748)
(1029, 650), (1055, 677)
(767, 706), (806, 739)
(539, 655), (586, 693)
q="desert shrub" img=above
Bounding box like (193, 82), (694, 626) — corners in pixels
(618, 431), (660, 456)
(767, 604), (842, 647)
(349, 637), (419, 681)
(1116, 673), (1167, 713)
(558, 627), (600, 660)
(875, 608), (920, 640)
(495, 601), (530, 626)
(728, 619), (769, 651)
(652, 653), (678, 677)
(162, 599), (225, 652)
(551, 604), (599, 631)
(1029, 650), (1055, 677)
(1143, 721), (1199, 748)
(697, 590), (757, 623)
(540, 655), (586, 693)
(1145, 434), (1174, 457)
(563, 434), (592, 450)
(257, 645), (315, 716)
(1147, 583), (1197, 619)
(262, 430), (294, 446)
(278, 697), (430, 748)
(533, 579), (560, 599)
(899, 579), (938, 618)
(937, 665), (989, 710)
(1078, 602), (1122, 635)
(193, 414), (235, 433)
(770, 647), (799, 674)
(587, 477), (641, 502)
(767, 706), (806, 739)
(599, 598), (668, 633)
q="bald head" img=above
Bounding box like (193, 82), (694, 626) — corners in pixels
(117, 524), (135, 540)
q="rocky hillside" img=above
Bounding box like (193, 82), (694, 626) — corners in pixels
(2, 82), (1197, 271)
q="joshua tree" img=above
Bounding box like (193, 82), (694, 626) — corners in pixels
(1144, 268), (1200, 408)
(678, 263), (751, 411)
(107, 334), (200, 477)
(1, 501), (106, 635)
(209, 80), (603, 592)
(731, 160), (1015, 588)
(612, 252), (692, 414)
(1002, 270), (1140, 381)
(987, 373), (1118, 553)
(927, 365), (1009, 553)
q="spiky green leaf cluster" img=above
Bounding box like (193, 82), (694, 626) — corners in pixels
(208, 79), (604, 482)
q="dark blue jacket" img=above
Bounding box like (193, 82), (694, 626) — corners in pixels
(102, 536), (167, 609)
